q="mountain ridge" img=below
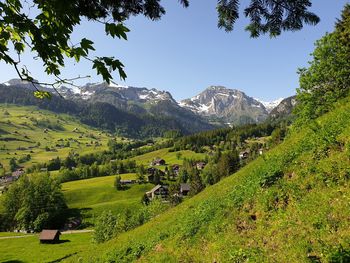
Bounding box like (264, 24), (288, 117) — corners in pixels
(1, 79), (294, 128)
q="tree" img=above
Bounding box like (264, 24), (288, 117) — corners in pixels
(9, 158), (18, 172)
(114, 175), (123, 190)
(217, 151), (240, 179)
(2, 173), (67, 231)
(0, 0), (319, 97)
(92, 210), (118, 243)
(137, 164), (146, 183)
(295, 4), (350, 123)
(189, 168), (204, 196)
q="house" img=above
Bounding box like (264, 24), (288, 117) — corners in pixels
(239, 150), (250, 159)
(259, 149), (264, 155)
(64, 218), (81, 230)
(196, 162), (206, 170)
(147, 168), (165, 177)
(39, 230), (61, 244)
(146, 185), (168, 200)
(180, 183), (190, 196)
(12, 168), (25, 179)
(172, 164), (180, 174)
(40, 168), (48, 172)
(120, 180), (136, 185)
(150, 158), (166, 166)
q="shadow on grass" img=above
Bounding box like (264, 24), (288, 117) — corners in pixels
(3, 261), (25, 263)
(66, 208), (94, 229)
(46, 252), (78, 263)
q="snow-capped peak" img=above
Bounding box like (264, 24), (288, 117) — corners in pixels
(255, 98), (284, 113)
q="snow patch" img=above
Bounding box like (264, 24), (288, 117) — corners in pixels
(255, 98), (284, 112)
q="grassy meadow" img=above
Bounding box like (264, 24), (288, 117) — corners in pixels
(131, 148), (206, 167)
(62, 174), (154, 227)
(0, 232), (93, 263)
(0, 104), (120, 171)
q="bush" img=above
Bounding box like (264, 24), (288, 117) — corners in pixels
(93, 210), (118, 243)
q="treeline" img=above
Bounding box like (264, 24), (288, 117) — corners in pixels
(173, 122), (277, 152)
(295, 4), (350, 123)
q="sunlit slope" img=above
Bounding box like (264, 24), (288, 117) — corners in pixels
(80, 97), (350, 262)
(0, 104), (113, 170)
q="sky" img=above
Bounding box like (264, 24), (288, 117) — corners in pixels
(0, 0), (349, 101)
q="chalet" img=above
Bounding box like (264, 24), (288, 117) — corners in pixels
(150, 158), (166, 166)
(147, 168), (165, 177)
(146, 185), (168, 200)
(120, 180), (136, 185)
(172, 164), (180, 176)
(239, 150), (250, 160)
(64, 218), (81, 230)
(180, 183), (190, 196)
(196, 162), (206, 170)
(39, 230), (61, 244)
(12, 168), (25, 178)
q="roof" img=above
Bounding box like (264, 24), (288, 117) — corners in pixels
(146, 184), (162, 194)
(180, 183), (190, 192)
(39, 230), (61, 240)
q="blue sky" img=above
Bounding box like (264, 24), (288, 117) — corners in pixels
(0, 0), (349, 101)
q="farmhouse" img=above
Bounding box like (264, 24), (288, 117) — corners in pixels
(150, 158), (166, 166)
(39, 230), (61, 244)
(146, 184), (168, 200)
(120, 179), (136, 185)
(12, 168), (25, 178)
(147, 168), (165, 176)
(239, 150), (250, 159)
(180, 183), (190, 196)
(196, 162), (206, 170)
(172, 164), (180, 175)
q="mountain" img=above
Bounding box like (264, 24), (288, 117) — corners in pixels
(269, 95), (297, 120)
(255, 97), (284, 113)
(1, 79), (289, 133)
(179, 86), (269, 125)
(0, 80), (215, 137)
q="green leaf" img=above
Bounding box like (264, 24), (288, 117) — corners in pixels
(34, 91), (52, 100)
(105, 23), (130, 40)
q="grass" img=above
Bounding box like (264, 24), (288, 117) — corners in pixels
(131, 148), (206, 167)
(62, 174), (154, 227)
(0, 232), (93, 263)
(74, 97), (350, 262)
(0, 104), (124, 171)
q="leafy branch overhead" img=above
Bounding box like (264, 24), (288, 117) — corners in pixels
(0, 0), (319, 97)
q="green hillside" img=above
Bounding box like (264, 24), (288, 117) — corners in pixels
(0, 232), (93, 263)
(131, 148), (206, 166)
(74, 97), (350, 262)
(0, 104), (117, 171)
(62, 174), (154, 227)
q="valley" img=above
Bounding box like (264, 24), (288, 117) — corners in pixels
(0, 3), (349, 261)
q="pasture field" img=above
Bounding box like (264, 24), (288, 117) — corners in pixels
(0, 104), (122, 171)
(0, 232), (92, 262)
(62, 174), (154, 226)
(131, 148), (206, 167)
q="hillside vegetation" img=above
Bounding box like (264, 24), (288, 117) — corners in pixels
(76, 96), (350, 262)
(62, 174), (154, 227)
(0, 104), (113, 171)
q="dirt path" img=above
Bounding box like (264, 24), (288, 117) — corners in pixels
(0, 234), (34, 240)
(0, 229), (94, 239)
